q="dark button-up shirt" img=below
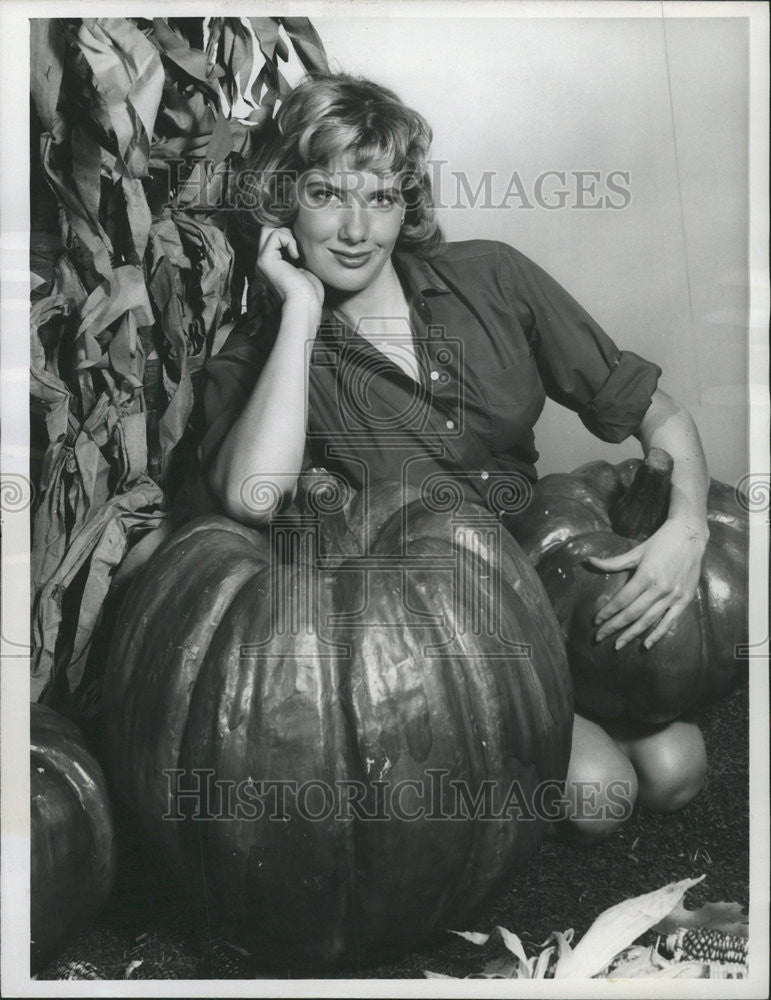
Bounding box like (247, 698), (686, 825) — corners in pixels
(174, 240), (661, 522)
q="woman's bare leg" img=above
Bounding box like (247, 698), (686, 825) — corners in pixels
(561, 713), (639, 842)
(555, 715), (706, 842)
(608, 719), (707, 813)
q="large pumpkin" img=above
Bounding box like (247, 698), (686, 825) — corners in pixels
(30, 702), (116, 969)
(503, 448), (748, 724)
(103, 480), (572, 968)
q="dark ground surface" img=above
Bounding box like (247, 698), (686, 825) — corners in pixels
(38, 683), (750, 981)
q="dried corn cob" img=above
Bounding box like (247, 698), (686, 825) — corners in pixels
(665, 928), (748, 966)
(698, 962), (749, 979)
(50, 959), (105, 980)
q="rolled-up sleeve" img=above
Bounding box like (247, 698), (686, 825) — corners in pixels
(498, 244), (662, 442)
(578, 349), (662, 442)
(197, 329), (270, 472)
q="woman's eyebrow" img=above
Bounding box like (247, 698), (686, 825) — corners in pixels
(307, 175), (400, 199)
(307, 177), (338, 191)
(308, 177), (353, 198)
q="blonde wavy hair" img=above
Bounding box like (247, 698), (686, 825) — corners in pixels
(234, 73), (444, 256)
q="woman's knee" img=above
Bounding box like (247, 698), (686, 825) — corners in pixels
(620, 720), (707, 813)
(562, 714), (638, 842)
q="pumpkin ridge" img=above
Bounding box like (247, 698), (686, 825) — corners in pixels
(341, 558), (485, 943)
(158, 514), (266, 553)
(181, 559), (359, 961)
(326, 586), (368, 961)
(106, 547), (269, 868)
(106, 531), (266, 707)
(332, 534), (499, 942)
(495, 572), (573, 775)
(413, 538), (566, 909)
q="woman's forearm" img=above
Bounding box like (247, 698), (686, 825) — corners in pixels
(635, 388), (710, 542)
(208, 299), (319, 525)
(590, 388), (711, 648)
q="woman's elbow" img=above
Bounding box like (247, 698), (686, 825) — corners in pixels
(636, 388), (695, 445)
(220, 492), (276, 528)
(211, 469), (289, 528)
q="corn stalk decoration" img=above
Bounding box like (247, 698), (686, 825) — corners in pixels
(29, 17), (329, 707)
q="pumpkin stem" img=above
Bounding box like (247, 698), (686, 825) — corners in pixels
(609, 447), (674, 541)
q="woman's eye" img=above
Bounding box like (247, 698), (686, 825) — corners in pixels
(308, 187), (337, 204)
(372, 191), (396, 207)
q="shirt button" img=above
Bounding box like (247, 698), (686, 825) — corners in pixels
(445, 419), (455, 430)
(480, 470), (489, 480)
(430, 370), (439, 381)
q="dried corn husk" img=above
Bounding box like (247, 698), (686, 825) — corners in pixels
(553, 875), (705, 978)
(426, 875), (748, 981)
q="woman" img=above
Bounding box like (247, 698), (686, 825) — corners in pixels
(194, 73), (708, 840)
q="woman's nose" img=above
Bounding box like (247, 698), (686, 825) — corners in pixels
(338, 202), (369, 244)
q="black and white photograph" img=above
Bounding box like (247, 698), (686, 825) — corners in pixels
(1, 1), (768, 994)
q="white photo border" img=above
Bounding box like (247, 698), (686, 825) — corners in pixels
(2, 1), (768, 996)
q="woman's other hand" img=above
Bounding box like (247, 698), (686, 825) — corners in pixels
(257, 225), (324, 315)
(587, 516), (709, 650)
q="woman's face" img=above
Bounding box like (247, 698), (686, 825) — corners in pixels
(291, 155), (404, 294)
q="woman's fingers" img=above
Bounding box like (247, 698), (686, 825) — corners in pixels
(586, 549), (642, 573)
(587, 547), (646, 639)
(591, 548), (646, 627)
(257, 224), (277, 255)
(254, 226), (323, 310)
(604, 594), (672, 650)
(641, 603), (688, 649)
(258, 225), (299, 261)
(590, 522), (704, 649)
(594, 581), (663, 646)
(593, 567), (692, 647)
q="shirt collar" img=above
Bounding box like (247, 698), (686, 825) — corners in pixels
(393, 248), (451, 295)
(318, 247), (451, 336)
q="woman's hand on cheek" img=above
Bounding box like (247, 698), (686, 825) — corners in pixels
(257, 226), (324, 314)
(586, 519), (709, 650)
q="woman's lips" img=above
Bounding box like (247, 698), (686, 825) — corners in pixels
(328, 248), (374, 268)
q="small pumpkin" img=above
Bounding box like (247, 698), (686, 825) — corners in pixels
(103, 479), (572, 968)
(503, 448), (748, 724)
(30, 702), (116, 970)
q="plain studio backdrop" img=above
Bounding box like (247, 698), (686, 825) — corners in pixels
(309, 14), (749, 485)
